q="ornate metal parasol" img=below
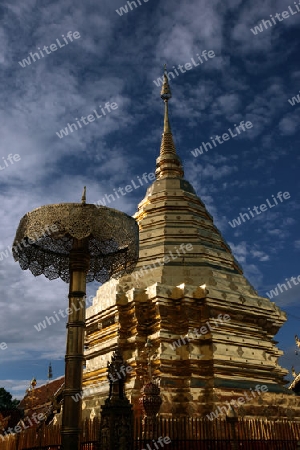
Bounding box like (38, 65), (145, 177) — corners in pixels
(12, 189), (139, 450)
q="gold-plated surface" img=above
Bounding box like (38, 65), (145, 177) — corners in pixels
(160, 66), (172, 102)
(82, 73), (294, 421)
(12, 203), (139, 283)
(61, 238), (88, 450)
(156, 68), (184, 180)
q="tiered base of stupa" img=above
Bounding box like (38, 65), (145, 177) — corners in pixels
(82, 279), (300, 420)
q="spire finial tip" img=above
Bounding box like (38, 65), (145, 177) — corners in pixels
(160, 66), (172, 101)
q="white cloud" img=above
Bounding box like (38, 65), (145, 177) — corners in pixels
(0, 0), (298, 389)
(279, 113), (300, 136)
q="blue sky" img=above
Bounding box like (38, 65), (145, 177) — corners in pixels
(0, 0), (300, 400)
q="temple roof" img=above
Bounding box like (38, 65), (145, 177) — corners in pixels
(18, 376), (64, 415)
(289, 374), (300, 394)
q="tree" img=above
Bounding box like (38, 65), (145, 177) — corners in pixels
(0, 388), (19, 409)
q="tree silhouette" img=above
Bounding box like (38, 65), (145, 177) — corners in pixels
(0, 388), (19, 409)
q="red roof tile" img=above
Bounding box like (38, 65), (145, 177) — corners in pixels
(18, 376), (64, 413)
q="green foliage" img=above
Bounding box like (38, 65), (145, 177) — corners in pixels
(0, 387), (19, 409)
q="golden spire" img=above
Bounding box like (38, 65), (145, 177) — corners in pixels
(161, 64), (172, 133)
(155, 65), (184, 180)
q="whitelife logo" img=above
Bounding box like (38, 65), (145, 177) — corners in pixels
(0, 342), (7, 351)
(116, 0), (150, 16)
(0, 153), (21, 171)
(94, 172), (155, 207)
(153, 50), (215, 87)
(191, 121), (253, 157)
(56, 102), (118, 139)
(250, 2), (300, 35)
(72, 365), (133, 402)
(18, 31), (81, 68)
(206, 385), (268, 420)
(133, 243), (193, 281)
(228, 191), (291, 228)
(33, 294), (95, 332)
(288, 90), (300, 106)
(0, 409), (50, 441)
(0, 223), (58, 263)
(170, 314), (231, 350)
(266, 274), (300, 299)
(140, 436), (171, 450)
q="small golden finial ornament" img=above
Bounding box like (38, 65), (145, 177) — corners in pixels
(160, 65), (172, 101)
